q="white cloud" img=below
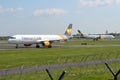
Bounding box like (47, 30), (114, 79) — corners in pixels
(6, 8), (15, 12)
(79, 0), (120, 7)
(34, 8), (67, 16)
(17, 8), (24, 11)
(116, 0), (120, 4)
(0, 6), (24, 13)
(6, 7), (24, 13)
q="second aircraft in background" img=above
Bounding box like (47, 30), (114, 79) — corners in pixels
(78, 30), (115, 41)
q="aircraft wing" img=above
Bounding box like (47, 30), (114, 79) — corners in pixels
(36, 38), (62, 43)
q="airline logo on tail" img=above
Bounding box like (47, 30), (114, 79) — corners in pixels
(65, 24), (72, 36)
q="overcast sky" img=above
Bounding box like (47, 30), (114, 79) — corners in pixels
(0, 0), (120, 36)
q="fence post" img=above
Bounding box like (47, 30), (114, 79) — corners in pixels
(105, 63), (120, 80)
(46, 69), (54, 80)
(46, 69), (66, 80)
(19, 66), (23, 80)
(58, 71), (66, 80)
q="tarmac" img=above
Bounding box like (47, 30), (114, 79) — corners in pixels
(0, 44), (120, 50)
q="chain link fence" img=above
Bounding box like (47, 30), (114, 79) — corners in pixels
(0, 52), (120, 80)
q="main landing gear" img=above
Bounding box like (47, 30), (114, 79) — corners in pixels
(15, 44), (18, 48)
(36, 44), (40, 48)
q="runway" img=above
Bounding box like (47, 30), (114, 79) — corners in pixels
(0, 44), (120, 50)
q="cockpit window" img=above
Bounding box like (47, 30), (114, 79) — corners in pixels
(9, 37), (16, 39)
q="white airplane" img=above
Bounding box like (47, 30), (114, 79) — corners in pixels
(78, 30), (115, 41)
(8, 24), (72, 48)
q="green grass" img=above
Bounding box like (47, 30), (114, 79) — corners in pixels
(0, 40), (120, 80)
(0, 63), (120, 80)
(59, 39), (120, 45)
(0, 47), (120, 69)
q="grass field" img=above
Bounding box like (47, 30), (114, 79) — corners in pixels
(0, 39), (120, 80)
(57, 39), (120, 45)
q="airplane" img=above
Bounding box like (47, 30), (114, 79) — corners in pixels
(8, 24), (72, 48)
(77, 30), (115, 41)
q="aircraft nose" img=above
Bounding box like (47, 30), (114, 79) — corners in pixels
(8, 39), (12, 43)
(8, 38), (15, 43)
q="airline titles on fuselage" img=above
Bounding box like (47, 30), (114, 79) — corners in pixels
(22, 37), (42, 40)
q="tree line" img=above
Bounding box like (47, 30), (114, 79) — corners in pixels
(0, 36), (9, 40)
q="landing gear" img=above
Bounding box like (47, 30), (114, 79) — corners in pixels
(36, 44), (40, 48)
(16, 44), (18, 48)
(48, 45), (52, 48)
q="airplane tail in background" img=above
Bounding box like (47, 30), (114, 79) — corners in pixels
(78, 30), (83, 36)
(64, 24), (72, 36)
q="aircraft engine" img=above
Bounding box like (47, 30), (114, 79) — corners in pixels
(100, 35), (104, 40)
(24, 44), (32, 46)
(43, 41), (51, 48)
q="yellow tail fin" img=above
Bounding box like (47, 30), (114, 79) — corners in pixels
(64, 24), (72, 36)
